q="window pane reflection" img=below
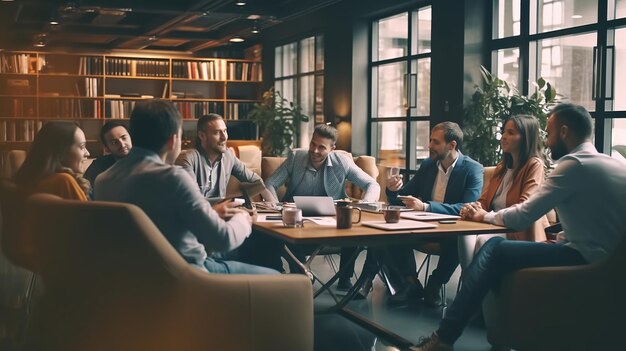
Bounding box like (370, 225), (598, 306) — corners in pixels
(372, 62), (407, 118)
(300, 37), (315, 73)
(493, 48), (520, 88)
(315, 75), (324, 123)
(372, 121), (406, 168)
(282, 43), (297, 77)
(611, 0), (626, 19)
(411, 7), (432, 54)
(531, 33), (596, 111)
(374, 13), (408, 61)
(316, 36), (325, 70)
(410, 59), (430, 116)
(608, 27), (626, 111)
(611, 119), (626, 160)
(299, 75), (314, 148)
(531, 0), (597, 34)
(412, 121), (431, 167)
(275, 46), (283, 77)
(494, 0), (521, 38)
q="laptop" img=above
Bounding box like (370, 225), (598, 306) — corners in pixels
(293, 196), (336, 216)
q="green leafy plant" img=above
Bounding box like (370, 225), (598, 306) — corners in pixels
(248, 88), (310, 156)
(463, 66), (558, 166)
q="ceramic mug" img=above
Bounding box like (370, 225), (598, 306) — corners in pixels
(382, 206), (401, 223)
(336, 205), (362, 229)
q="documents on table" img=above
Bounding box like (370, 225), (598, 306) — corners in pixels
(362, 220), (438, 231)
(303, 217), (336, 226)
(256, 214), (283, 222)
(400, 212), (460, 221)
(255, 214), (336, 226)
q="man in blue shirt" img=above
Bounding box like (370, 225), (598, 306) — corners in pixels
(412, 104), (626, 350)
(266, 124), (380, 289)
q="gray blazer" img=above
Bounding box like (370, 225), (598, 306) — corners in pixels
(176, 147), (266, 201)
(266, 149), (380, 202)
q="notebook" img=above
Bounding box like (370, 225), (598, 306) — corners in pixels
(361, 220), (438, 231)
(400, 212), (460, 221)
(293, 196), (336, 216)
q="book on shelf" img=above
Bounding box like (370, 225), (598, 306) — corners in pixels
(162, 82), (169, 98)
(7, 79), (31, 95)
(0, 53), (34, 74)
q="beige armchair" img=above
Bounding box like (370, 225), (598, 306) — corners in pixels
(483, 236), (626, 350)
(26, 194), (313, 351)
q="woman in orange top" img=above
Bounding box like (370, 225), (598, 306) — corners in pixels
(10, 121), (90, 270)
(459, 115), (549, 269)
(14, 121), (90, 200)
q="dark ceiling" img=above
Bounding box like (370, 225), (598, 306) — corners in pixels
(0, 0), (340, 54)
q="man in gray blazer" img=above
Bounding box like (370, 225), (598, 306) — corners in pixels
(266, 124), (381, 289)
(175, 113), (277, 209)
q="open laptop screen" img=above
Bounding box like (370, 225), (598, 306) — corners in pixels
(293, 196), (336, 216)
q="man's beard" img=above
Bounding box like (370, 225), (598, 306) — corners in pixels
(550, 138), (568, 160)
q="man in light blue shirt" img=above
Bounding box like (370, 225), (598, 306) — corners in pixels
(266, 124), (380, 289)
(412, 103), (626, 350)
(95, 100), (276, 275)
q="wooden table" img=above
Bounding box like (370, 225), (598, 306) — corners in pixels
(253, 211), (510, 349)
(253, 212), (508, 247)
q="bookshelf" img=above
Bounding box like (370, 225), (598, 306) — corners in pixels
(0, 51), (262, 155)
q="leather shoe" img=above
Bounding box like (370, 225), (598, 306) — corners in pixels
(387, 280), (424, 307)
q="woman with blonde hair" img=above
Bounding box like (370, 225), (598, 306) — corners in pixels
(14, 121), (90, 200)
(459, 114), (549, 268)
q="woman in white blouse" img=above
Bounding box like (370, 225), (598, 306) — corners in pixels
(459, 115), (549, 268)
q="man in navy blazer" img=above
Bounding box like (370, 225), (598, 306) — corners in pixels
(384, 121), (483, 306)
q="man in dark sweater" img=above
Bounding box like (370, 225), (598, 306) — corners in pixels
(84, 121), (132, 188)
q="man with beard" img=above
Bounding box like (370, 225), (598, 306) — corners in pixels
(175, 114), (281, 271)
(266, 124), (380, 287)
(381, 121), (483, 306)
(85, 121), (132, 190)
(175, 113), (277, 206)
(412, 103), (626, 350)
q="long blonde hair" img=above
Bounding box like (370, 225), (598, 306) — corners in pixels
(14, 121), (90, 195)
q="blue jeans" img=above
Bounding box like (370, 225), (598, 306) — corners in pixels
(202, 256), (280, 274)
(437, 237), (587, 344)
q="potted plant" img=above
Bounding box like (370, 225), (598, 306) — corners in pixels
(248, 88), (310, 156)
(463, 66), (558, 166)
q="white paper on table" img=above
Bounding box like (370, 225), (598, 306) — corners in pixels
(303, 217), (336, 226)
(256, 214), (284, 223)
(400, 212), (460, 221)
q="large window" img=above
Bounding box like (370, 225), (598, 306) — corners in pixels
(369, 7), (432, 170)
(274, 35), (324, 148)
(491, 0), (626, 157)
